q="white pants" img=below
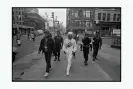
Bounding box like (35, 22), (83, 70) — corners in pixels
(66, 52), (73, 75)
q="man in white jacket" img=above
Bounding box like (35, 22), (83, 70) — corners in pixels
(63, 32), (77, 76)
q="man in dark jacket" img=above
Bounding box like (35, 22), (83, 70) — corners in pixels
(92, 31), (102, 61)
(38, 31), (54, 77)
(82, 31), (92, 65)
(54, 31), (63, 61)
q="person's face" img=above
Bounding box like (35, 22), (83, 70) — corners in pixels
(45, 32), (49, 37)
(68, 34), (72, 39)
(57, 32), (60, 36)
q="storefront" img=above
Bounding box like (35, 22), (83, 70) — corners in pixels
(13, 24), (34, 35)
(111, 29), (121, 49)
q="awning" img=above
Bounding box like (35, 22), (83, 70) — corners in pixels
(13, 24), (34, 29)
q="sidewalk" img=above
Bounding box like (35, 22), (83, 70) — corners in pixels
(13, 45), (112, 81)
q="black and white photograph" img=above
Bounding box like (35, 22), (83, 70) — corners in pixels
(12, 7), (121, 82)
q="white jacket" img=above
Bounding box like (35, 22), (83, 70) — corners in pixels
(63, 38), (77, 54)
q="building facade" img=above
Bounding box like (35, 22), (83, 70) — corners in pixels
(94, 8), (121, 36)
(12, 8), (25, 25)
(12, 8), (46, 35)
(66, 8), (95, 35)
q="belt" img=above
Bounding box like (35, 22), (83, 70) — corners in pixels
(83, 45), (90, 47)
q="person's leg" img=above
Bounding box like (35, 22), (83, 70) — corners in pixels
(83, 47), (86, 60)
(93, 46), (96, 61)
(44, 52), (49, 73)
(66, 53), (72, 75)
(47, 53), (52, 71)
(95, 46), (99, 60)
(57, 48), (61, 61)
(54, 50), (57, 61)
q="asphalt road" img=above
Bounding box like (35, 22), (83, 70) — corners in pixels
(13, 35), (44, 61)
(13, 35), (120, 81)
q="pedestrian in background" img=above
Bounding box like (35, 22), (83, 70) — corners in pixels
(54, 31), (63, 61)
(82, 31), (92, 65)
(16, 33), (21, 46)
(92, 31), (102, 61)
(38, 31), (54, 77)
(30, 32), (35, 42)
(63, 32), (77, 76)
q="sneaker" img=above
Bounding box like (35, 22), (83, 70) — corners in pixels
(49, 68), (52, 71)
(66, 72), (69, 76)
(54, 57), (57, 61)
(58, 57), (60, 61)
(44, 72), (49, 77)
(92, 58), (95, 61)
(95, 57), (98, 60)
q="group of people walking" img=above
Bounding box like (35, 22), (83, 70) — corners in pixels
(38, 30), (102, 77)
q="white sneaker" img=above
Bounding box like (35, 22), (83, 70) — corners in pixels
(44, 72), (49, 77)
(66, 72), (69, 76)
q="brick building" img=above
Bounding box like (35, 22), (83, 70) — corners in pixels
(94, 8), (121, 36)
(12, 8), (46, 35)
(66, 8), (121, 37)
(66, 8), (95, 35)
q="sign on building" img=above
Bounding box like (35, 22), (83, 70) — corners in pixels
(113, 29), (120, 36)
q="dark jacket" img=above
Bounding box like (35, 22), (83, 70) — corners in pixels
(93, 37), (102, 47)
(82, 37), (91, 48)
(39, 36), (54, 53)
(54, 35), (63, 49)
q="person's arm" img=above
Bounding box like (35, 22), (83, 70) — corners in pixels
(63, 39), (67, 53)
(51, 38), (55, 53)
(61, 36), (63, 48)
(38, 39), (43, 54)
(99, 38), (102, 49)
(73, 39), (77, 52)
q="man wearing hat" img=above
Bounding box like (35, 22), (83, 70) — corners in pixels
(38, 30), (54, 77)
(63, 32), (77, 76)
(53, 31), (63, 61)
(92, 31), (102, 61)
(82, 31), (92, 65)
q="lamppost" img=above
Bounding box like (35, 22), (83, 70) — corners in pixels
(51, 12), (55, 36)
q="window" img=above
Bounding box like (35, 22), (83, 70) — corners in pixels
(103, 13), (106, 21)
(113, 14), (116, 21)
(117, 14), (120, 21)
(75, 12), (78, 17)
(107, 13), (110, 21)
(78, 10), (82, 17)
(83, 11), (86, 17)
(86, 11), (90, 17)
(98, 13), (101, 20)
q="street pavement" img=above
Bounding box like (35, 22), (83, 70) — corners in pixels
(13, 35), (120, 81)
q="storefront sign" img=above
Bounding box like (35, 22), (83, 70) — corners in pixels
(113, 29), (120, 35)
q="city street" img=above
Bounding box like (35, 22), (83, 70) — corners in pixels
(13, 35), (120, 81)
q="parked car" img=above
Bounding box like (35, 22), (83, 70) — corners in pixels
(36, 30), (44, 36)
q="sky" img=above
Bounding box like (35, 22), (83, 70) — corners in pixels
(38, 8), (66, 27)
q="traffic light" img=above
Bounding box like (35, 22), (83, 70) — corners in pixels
(51, 12), (54, 18)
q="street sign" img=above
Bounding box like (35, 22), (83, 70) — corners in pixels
(113, 29), (120, 34)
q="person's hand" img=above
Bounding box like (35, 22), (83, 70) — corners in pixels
(38, 51), (40, 54)
(99, 46), (101, 50)
(64, 51), (66, 54)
